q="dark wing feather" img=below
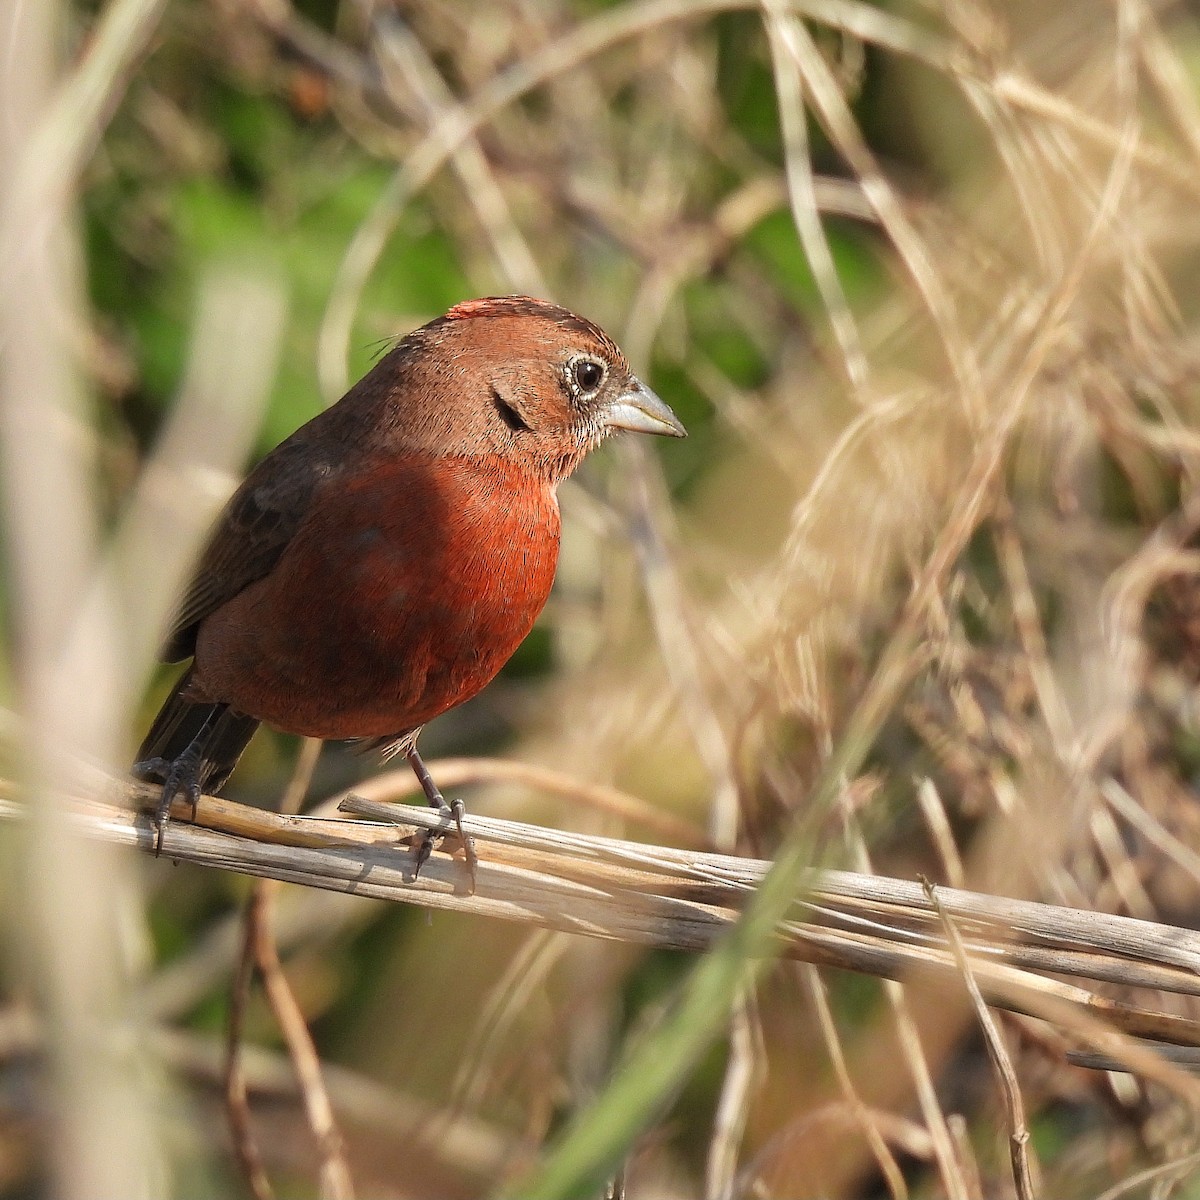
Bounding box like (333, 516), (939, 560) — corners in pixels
(163, 433), (341, 661)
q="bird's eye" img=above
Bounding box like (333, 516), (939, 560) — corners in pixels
(571, 357), (606, 395)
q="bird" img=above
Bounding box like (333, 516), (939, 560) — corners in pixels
(134, 295), (686, 880)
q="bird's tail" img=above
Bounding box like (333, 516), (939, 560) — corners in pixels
(135, 667), (260, 795)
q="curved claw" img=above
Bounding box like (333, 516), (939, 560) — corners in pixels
(135, 750), (204, 857)
(412, 827), (436, 876)
(134, 704), (233, 855)
(448, 798), (479, 891)
(404, 745), (478, 893)
(410, 802), (478, 894)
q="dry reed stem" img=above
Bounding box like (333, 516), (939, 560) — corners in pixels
(928, 881), (1037, 1200)
(841, 814), (971, 1200)
(945, 1115), (983, 1200)
(615, 439), (742, 847)
(444, 928), (568, 1118)
(1092, 1148), (1200, 1200)
(885, 973), (972, 1200)
(151, 1026), (519, 1184)
(614, 117), (746, 852)
(226, 903), (273, 1200)
(704, 991), (761, 1200)
(800, 963), (908, 1200)
(106, 785), (1200, 1001)
(915, 778), (965, 890)
(764, 2), (869, 395)
(738, 1104), (936, 1196)
(14, 780), (1200, 1085)
(0, 1014), (509, 1190)
(248, 885), (355, 1200)
(372, 18), (547, 297)
(227, 737), (354, 1200)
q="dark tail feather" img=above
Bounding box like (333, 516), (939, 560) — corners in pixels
(135, 667), (259, 794)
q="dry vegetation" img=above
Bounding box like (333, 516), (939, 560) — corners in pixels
(8, 1), (1200, 1198)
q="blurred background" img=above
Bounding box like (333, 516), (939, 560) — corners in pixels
(7, 0), (1200, 1196)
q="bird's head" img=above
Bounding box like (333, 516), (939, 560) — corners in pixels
(373, 296), (685, 483)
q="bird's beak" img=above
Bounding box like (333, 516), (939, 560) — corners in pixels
(602, 379), (687, 438)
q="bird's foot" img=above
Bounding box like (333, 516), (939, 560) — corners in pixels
(404, 745), (478, 892)
(132, 751), (203, 856)
(412, 799), (478, 894)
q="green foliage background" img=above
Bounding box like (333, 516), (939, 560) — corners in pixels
(8, 2), (1200, 1198)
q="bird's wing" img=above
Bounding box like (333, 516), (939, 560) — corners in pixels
(163, 433), (339, 661)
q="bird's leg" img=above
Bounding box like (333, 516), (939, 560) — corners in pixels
(404, 745), (478, 890)
(134, 704), (231, 856)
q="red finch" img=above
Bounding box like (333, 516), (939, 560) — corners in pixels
(136, 296), (686, 876)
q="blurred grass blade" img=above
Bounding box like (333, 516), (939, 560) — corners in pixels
(113, 264), (288, 691)
(503, 717), (880, 1200)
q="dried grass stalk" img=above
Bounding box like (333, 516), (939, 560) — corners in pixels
(10, 779), (1200, 1085)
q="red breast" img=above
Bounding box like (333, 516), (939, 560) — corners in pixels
(191, 453), (560, 738)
